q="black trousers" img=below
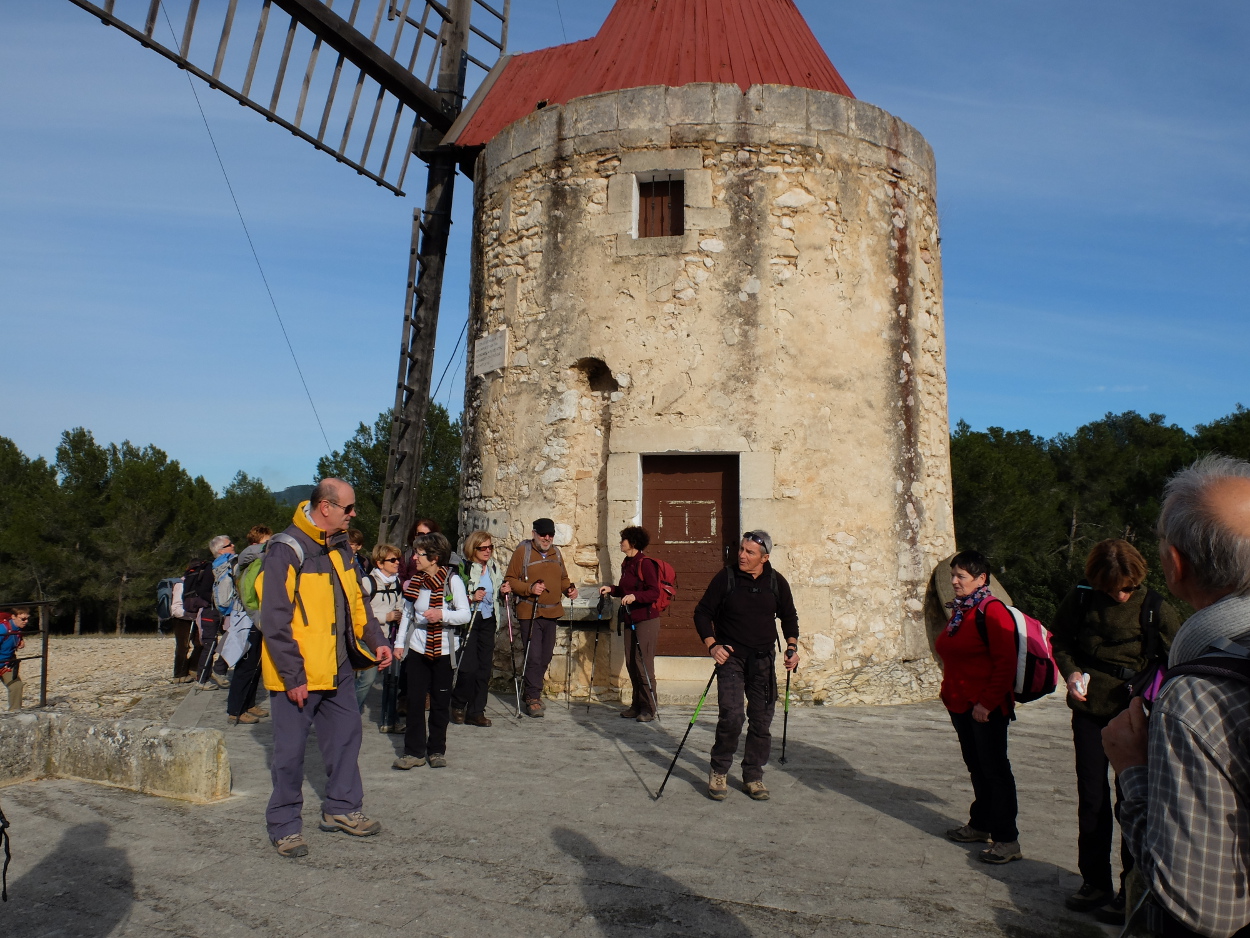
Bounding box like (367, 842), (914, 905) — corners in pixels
(1072, 710), (1133, 891)
(194, 614), (221, 682)
(950, 707), (1019, 843)
(521, 617), (558, 702)
(171, 619), (200, 678)
(226, 629), (263, 717)
(710, 653), (776, 783)
(403, 652), (453, 758)
(451, 615), (497, 715)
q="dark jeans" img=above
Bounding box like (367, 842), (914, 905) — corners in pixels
(950, 707), (1019, 843)
(624, 618), (660, 714)
(266, 681), (364, 839)
(1073, 710), (1133, 891)
(521, 616), (558, 702)
(171, 619), (200, 678)
(710, 652), (776, 783)
(452, 615), (497, 715)
(404, 652), (453, 758)
(194, 614), (221, 683)
(226, 630), (263, 717)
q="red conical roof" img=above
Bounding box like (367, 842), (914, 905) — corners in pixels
(453, 0), (853, 147)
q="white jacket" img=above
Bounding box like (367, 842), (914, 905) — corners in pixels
(395, 574), (471, 657)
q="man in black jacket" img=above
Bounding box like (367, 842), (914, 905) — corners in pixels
(694, 530), (800, 801)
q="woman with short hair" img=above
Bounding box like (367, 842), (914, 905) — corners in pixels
(450, 530), (510, 727)
(936, 549), (1023, 864)
(392, 532), (470, 769)
(355, 543), (405, 716)
(1050, 539), (1181, 923)
(599, 526), (663, 722)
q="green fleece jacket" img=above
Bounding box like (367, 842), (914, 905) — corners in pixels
(1050, 584), (1183, 720)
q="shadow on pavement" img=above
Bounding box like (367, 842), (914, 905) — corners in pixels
(572, 708), (709, 798)
(963, 851), (1092, 938)
(552, 827), (753, 937)
(6, 822), (133, 937)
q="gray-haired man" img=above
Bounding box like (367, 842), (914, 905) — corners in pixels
(1103, 456), (1250, 938)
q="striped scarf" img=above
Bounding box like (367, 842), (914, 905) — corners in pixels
(945, 582), (993, 635)
(405, 566), (449, 658)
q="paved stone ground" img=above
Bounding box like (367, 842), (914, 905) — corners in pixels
(0, 682), (1116, 938)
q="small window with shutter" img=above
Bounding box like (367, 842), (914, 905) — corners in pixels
(636, 176), (685, 238)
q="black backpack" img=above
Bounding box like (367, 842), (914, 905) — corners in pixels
(183, 559), (214, 603)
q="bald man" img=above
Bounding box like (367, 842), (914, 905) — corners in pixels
(1103, 456), (1250, 938)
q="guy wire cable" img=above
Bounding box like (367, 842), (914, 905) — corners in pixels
(429, 318), (469, 405)
(160, 4), (333, 456)
(554, 0), (569, 43)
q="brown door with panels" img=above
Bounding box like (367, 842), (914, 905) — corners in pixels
(642, 455), (740, 656)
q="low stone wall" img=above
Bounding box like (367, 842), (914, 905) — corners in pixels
(0, 711), (231, 803)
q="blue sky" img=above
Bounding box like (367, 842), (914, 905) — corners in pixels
(2, 1), (1247, 491)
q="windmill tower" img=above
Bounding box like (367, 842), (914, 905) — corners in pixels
(446, 0), (954, 705)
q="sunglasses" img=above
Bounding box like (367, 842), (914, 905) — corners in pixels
(327, 500), (356, 514)
(478, 544), (494, 552)
(381, 557), (400, 564)
(742, 532), (768, 550)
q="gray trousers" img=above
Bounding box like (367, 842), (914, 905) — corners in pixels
(710, 652), (776, 783)
(2, 668), (22, 711)
(266, 682), (365, 840)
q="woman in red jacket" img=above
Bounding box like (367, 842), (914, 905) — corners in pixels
(599, 526), (663, 722)
(935, 550), (1022, 864)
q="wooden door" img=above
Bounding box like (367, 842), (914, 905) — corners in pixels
(642, 455), (739, 656)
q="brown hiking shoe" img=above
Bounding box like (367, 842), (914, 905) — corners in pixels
(635, 711), (655, 723)
(466, 713), (492, 727)
(272, 833), (309, 858)
(227, 712), (259, 725)
(247, 706), (268, 718)
(450, 708), (466, 725)
(524, 699), (545, 718)
(393, 754), (426, 770)
(744, 780), (770, 801)
(946, 824), (993, 843)
(619, 707), (639, 719)
(978, 841), (1023, 864)
(319, 811), (382, 837)
(708, 772), (728, 801)
(428, 753), (447, 768)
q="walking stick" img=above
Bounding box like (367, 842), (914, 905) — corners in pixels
(780, 647), (795, 764)
(517, 593), (539, 717)
(504, 596), (522, 719)
(451, 609), (480, 689)
(656, 667), (716, 798)
(587, 595), (607, 712)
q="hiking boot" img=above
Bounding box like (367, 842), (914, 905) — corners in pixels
(271, 833), (309, 858)
(450, 708), (466, 725)
(391, 722), (407, 735)
(227, 712), (260, 725)
(428, 753), (447, 768)
(319, 811), (381, 837)
(744, 780), (770, 801)
(978, 841), (1023, 864)
(635, 711), (655, 723)
(393, 754), (426, 770)
(247, 707), (268, 718)
(173, 675), (194, 684)
(619, 707), (639, 719)
(1092, 894), (1126, 926)
(1065, 883), (1112, 913)
(211, 673), (230, 689)
(707, 772), (728, 801)
(195, 681), (216, 691)
(466, 713), (492, 727)
(946, 824), (993, 843)
(524, 699), (545, 718)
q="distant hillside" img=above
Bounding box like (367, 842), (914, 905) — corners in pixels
(271, 484), (312, 506)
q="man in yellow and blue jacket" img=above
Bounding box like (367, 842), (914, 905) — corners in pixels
(258, 478), (392, 858)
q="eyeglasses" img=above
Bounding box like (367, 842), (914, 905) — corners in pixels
(327, 500), (356, 514)
(742, 533), (768, 550)
(415, 551), (435, 560)
(381, 557), (401, 565)
(1115, 584), (1143, 595)
(478, 544), (494, 552)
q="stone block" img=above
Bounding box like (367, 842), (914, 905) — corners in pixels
(569, 93), (619, 137)
(510, 114), (544, 159)
(739, 450), (775, 497)
(711, 82), (746, 124)
(685, 206), (730, 230)
(607, 172), (635, 215)
(684, 169), (713, 208)
(618, 126), (672, 149)
(848, 100), (891, 148)
(0, 712), (231, 803)
(606, 453), (640, 502)
(808, 90), (851, 134)
(761, 84), (808, 131)
(483, 127), (513, 175)
(572, 130), (622, 155)
(615, 86), (667, 131)
(665, 83), (716, 125)
(619, 148), (704, 175)
(615, 233), (686, 257)
(610, 425), (749, 454)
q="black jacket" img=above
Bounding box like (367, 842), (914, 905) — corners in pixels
(693, 563), (799, 655)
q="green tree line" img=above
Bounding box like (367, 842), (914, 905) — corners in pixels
(0, 405), (460, 634)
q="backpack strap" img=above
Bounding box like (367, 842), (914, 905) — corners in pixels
(974, 596), (1010, 647)
(522, 540), (532, 580)
(268, 533), (310, 624)
(1139, 589), (1165, 662)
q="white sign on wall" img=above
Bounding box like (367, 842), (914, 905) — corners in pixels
(473, 327), (509, 376)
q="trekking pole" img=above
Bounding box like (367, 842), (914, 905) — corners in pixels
(626, 602), (658, 721)
(504, 596), (522, 719)
(587, 595), (607, 712)
(451, 610), (480, 689)
(780, 647), (795, 765)
(517, 595), (538, 717)
(656, 667), (717, 798)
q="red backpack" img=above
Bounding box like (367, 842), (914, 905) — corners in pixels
(644, 556), (678, 615)
(975, 597), (1059, 703)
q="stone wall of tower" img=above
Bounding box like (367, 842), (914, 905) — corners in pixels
(460, 83), (953, 705)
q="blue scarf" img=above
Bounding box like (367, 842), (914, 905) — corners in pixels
(946, 582), (993, 635)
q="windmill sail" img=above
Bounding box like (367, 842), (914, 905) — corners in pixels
(67, 0), (509, 195)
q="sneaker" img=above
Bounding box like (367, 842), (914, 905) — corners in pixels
(524, 699), (545, 718)
(946, 824), (993, 843)
(227, 712), (260, 725)
(391, 722), (407, 735)
(708, 771), (728, 801)
(635, 712), (655, 723)
(466, 713), (492, 727)
(195, 681), (215, 691)
(247, 707), (268, 718)
(393, 754), (427, 770)
(978, 841), (1023, 864)
(450, 708), (466, 725)
(619, 708), (639, 719)
(1065, 883), (1112, 913)
(271, 833), (309, 858)
(1092, 894), (1126, 925)
(211, 674), (231, 689)
(173, 675), (194, 684)
(744, 780), (770, 801)
(428, 753), (447, 768)
(319, 811), (381, 837)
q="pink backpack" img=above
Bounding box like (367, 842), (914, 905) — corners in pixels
(975, 597), (1060, 703)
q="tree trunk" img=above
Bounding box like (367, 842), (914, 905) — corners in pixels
(115, 575), (127, 635)
(1067, 505), (1078, 568)
(73, 603), (81, 636)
